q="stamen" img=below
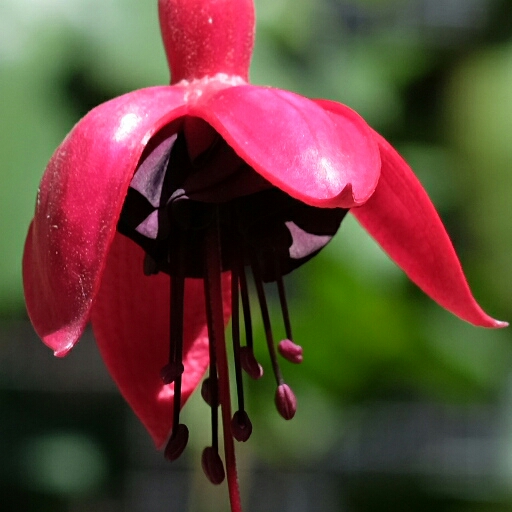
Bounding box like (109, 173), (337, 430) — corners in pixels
(201, 376), (216, 407)
(160, 361), (185, 384)
(251, 258), (297, 421)
(239, 263), (263, 379)
(163, 249), (189, 458)
(275, 383), (297, 420)
(231, 263), (253, 442)
(207, 372), (220, 455)
(231, 264), (243, 409)
(239, 347), (263, 380)
(203, 243), (221, 470)
(167, 273), (185, 386)
(231, 410), (252, 442)
(251, 259), (284, 385)
(275, 260), (293, 341)
(239, 265), (253, 350)
(275, 257), (303, 364)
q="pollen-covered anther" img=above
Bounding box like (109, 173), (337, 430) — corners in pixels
(160, 361), (185, 384)
(231, 410), (253, 442)
(275, 383), (297, 420)
(201, 446), (226, 485)
(164, 423), (189, 461)
(239, 346), (263, 379)
(278, 339), (303, 364)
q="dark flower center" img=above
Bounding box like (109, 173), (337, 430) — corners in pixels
(117, 119), (347, 482)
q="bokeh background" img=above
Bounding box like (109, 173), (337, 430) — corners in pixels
(1, 0), (511, 510)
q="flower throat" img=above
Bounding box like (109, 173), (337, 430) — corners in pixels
(118, 124), (347, 483)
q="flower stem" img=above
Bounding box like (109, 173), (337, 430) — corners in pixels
(204, 208), (242, 512)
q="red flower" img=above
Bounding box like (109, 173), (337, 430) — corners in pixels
(22, 0), (506, 510)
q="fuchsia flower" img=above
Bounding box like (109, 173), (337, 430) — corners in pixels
(23, 0), (506, 510)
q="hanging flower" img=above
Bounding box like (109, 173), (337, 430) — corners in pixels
(22, 0), (506, 510)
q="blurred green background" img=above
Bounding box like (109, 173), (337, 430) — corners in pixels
(1, 0), (511, 510)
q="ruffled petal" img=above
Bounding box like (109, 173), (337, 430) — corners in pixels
(91, 234), (231, 447)
(22, 86), (188, 356)
(351, 131), (506, 328)
(191, 86), (380, 208)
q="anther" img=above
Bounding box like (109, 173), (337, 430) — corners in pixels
(278, 339), (303, 364)
(275, 383), (297, 420)
(168, 249), (186, 449)
(201, 376), (217, 407)
(239, 346), (263, 379)
(164, 423), (189, 461)
(160, 361), (185, 384)
(231, 410), (253, 442)
(201, 446), (226, 485)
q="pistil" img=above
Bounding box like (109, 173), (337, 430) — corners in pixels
(203, 208), (242, 511)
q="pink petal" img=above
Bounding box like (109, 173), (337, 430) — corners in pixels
(351, 131), (506, 328)
(192, 87), (380, 208)
(22, 86), (188, 356)
(91, 234), (231, 447)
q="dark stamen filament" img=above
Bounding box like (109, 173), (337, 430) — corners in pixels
(251, 258), (283, 387)
(231, 265), (243, 411)
(238, 260), (263, 380)
(170, 274), (185, 429)
(203, 252), (220, 455)
(274, 254), (303, 365)
(230, 262), (253, 442)
(275, 256), (292, 342)
(163, 241), (189, 460)
(239, 264), (253, 351)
